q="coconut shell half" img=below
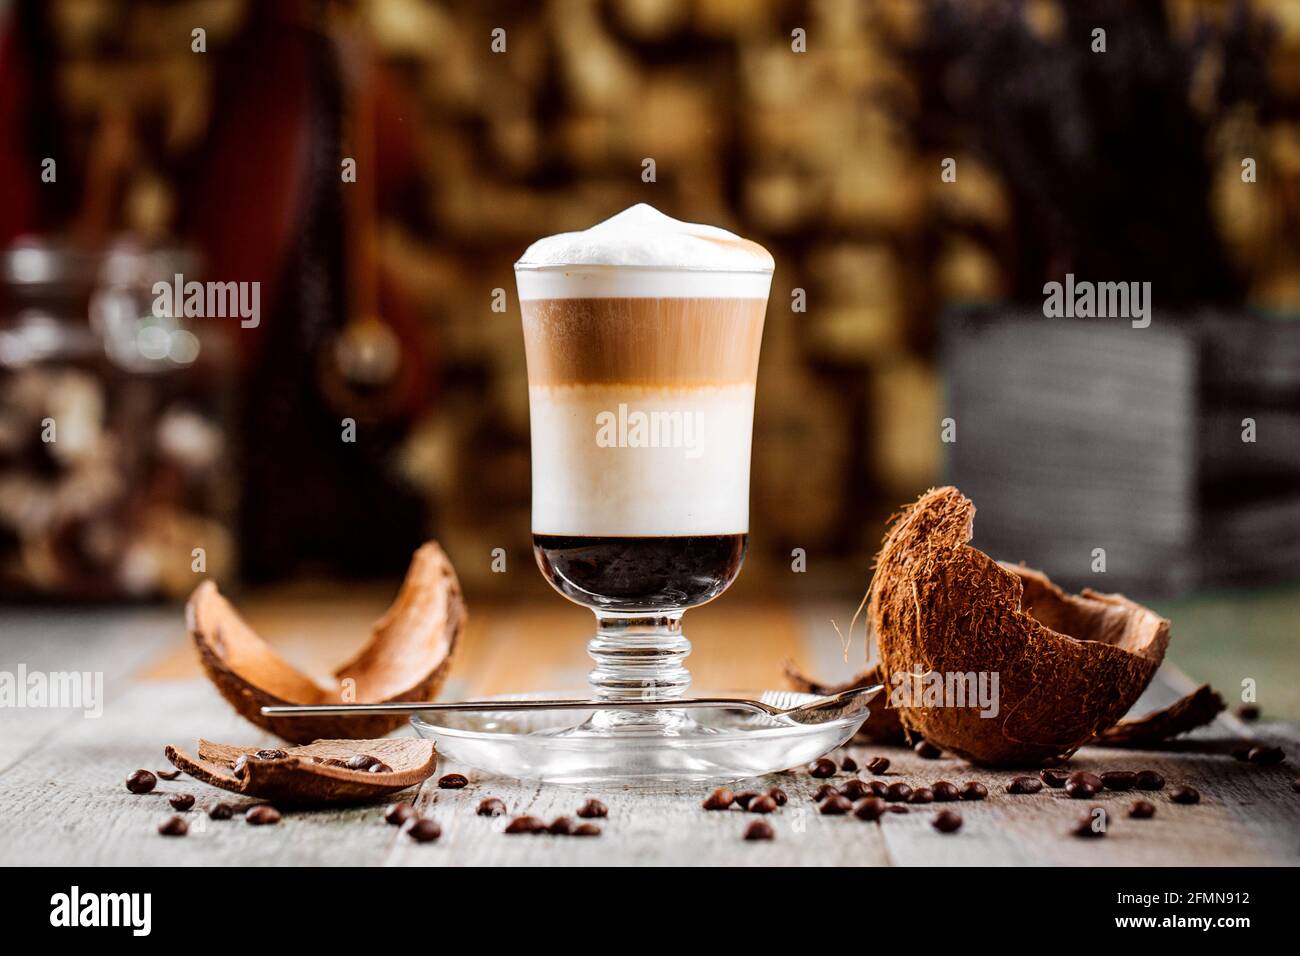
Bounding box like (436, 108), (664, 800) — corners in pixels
(189, 542), (464, 743)
(869, 487), (1171, 766)
(164, 737), (437, 805)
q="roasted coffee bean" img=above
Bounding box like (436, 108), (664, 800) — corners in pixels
(1039, 768), (1069, 789)
(868, 780), (889, 797)
(841, 778), (870, 800)
(476, 797), (507, 817)
(854, 797), (886, 821)
(885, 804), (910, 814)
(368, 763), (393, 774)
(809, 757), (837, 778)
(748, 795), (778, 814)
(959, 781), (988, 801)
(438, 772), (469, 789)
(813, 784), (840, 802)
(734, 790), (760, 808)
(168, 793), (195, 811)
(914, 740), (943, 760)
(1129, 800), (1156, 819)
(885, 782), (913, 802)
(504, 815), (546, 834)
(1232, 745), (1253, 762)
(932, 781), (961, 802)
(1068, 771), (1104, 791)
(208, 802), (234, 821)
(156, 769), (181, 781)
(547, 817), (574, 835)
(1065, 778), (1099, 799)
(1169, 785), (1200, 805)
(576, 798), (608, 819)
(572, 823), (601, 837)
(245, 805), (281, 825)
(1237, 704), (1260, 722)
(385, 803), (418, 826)
(1248, 746), (1285, 766)
(255, 749), (288, 760)
(744, 820), (775, 841)
(909, 787), (935, 804)
(932, 810), (962, 833)
(345, 753), (378, 771)
(702, 788), (735, 810)
(158, 815), (188, 837)
(819, 794), (853, 815)
(866, 756), (890, 776)
(766, 787), (788, 807)
(232, 755), (250, 777)
(1007, 776), (1042, 795)
(126, 769), (157, 794)
(1072, 810), (1107, 838)
(1101, 771), (1137, 791)
(405, 818), (441, 843)
(1135, 770), (1165, 791)
(839, 756), (858, 773)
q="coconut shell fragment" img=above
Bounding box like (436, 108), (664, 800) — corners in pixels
(189, 542), (464, 743)
(1093, 685), (1225, 748)
(164, 738), (437, 805)
(868, 487), (1171, 766)
(783, 661), (906, 744)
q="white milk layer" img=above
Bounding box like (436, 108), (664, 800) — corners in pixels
(529, 383), (755, 537)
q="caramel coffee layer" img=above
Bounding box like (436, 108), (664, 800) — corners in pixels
(521, 297), (766, 386)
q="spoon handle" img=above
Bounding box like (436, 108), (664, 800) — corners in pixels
(261, 697), (773, 718)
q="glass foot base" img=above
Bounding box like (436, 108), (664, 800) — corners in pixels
(410, 690), (869, 786)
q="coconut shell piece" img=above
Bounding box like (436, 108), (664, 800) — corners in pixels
(1093, 684), (1225, 748)
(783, 661), (907, 744)
(188, 542), (464, 743)
(164, 738), (436, 805)
(869, 487), (1171, 766)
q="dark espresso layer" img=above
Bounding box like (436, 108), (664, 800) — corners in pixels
(533, 533), (746, 613)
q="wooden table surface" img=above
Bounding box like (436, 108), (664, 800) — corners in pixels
(1, 588), (1297, 866)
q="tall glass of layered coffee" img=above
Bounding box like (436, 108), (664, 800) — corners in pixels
(515, 204), (772, 733)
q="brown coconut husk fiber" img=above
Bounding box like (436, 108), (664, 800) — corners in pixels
(868, 487), (1171, 766)
(188, 542), (464, 744)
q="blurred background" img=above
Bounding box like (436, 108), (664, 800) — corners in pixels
(0, 0), (1297, 636)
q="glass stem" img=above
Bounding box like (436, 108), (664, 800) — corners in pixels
(586, 611), (691, 730)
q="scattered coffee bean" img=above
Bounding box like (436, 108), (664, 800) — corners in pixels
(476, 797), (507, 817)
(385, 803), (418, 826)
(1231, 745), (1253, 762)
(368, 762), (393, 774)
(1129, 800), (1156, 819)
(702, 788), (735, 810)
(547, 817), (574, 835)
(744, 819), (775, 841)
(766, 787), (788, 807)
(232, 755), (250, 777)
(734, 790), (760, 808)
(158, 815), (188, 837)
(1135, 770), (1165, 791)
(866, 756), (890, 776)
(126, 769), (157, 794)
(1039, 768), (1069, 789)
(255, 749), (288, 760)
(1007, 776), (1042, 795)
(245, 805), (281, 826)
(813, 784), (840, 802)
(405, 818), (441, 843)
(914, 740), (943, 760)
(885, 782), (913, 802)
(208, 802), (234, 821)
(885, 804), (910, 814)
(438, 772), (469, 789)
(1065, 778), (1099, 799)
(1169, 785), (1200, 805)
(168, 793), (195, 812)
(156, 769), (181, 781)
(1237, 704), (1260, 722)
(809, 757), (837, 778)
(1101, 771), (1137, 791)
(868, 780), (890, 797)
(345, 753), (378, 771)
(1248, 746), (1285, 766)
(854, 797), (886, 821)
(840, 756), (858, 773)
(748, 794), (778, 814)
(820, 794), (853, 815)
(572, 823), (601, 837)
(959, 781), (988, 801)
(932, 781), (961, 802)
(909, 787), (935, 804)
(1068, 771), (1104, 791)
(576, 798), (608, 819)
(1072, 809), (1107, 838)
(504, 815), (546, 834)
(932, 810), (962, 833)
(841, 779), (870, 800)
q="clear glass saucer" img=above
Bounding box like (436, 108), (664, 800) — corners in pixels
(410, 690), (869, 786)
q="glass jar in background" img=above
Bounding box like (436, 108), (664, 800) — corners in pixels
(0, 236), (237, 601)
